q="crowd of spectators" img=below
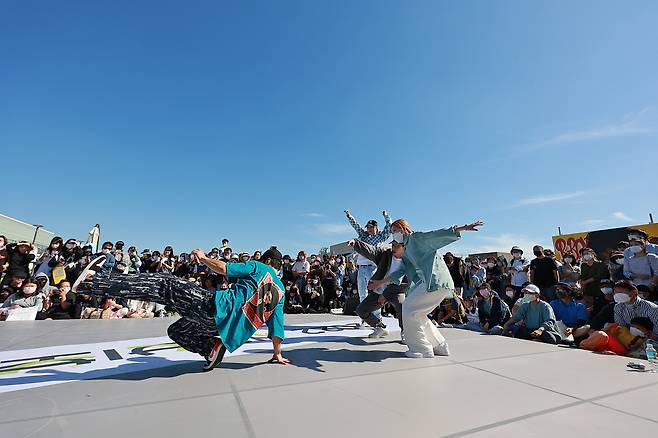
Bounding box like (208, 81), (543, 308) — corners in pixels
(1, 228), (657, 360)
(435, 228), (658, 359)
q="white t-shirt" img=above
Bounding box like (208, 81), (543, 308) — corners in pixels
(376, 256), (403, 294)
(509, 258), (530, 287)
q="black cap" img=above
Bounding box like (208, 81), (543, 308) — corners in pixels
(261, 247), (283, 262)
(367, 220), (378, 227)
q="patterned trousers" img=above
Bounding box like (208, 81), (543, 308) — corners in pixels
(81, 272), (218, 357)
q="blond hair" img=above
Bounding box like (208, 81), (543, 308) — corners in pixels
(392, 219), (413, 235)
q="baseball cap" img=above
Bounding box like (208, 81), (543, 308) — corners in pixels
(523, 284), (540, 294)
(511, 246), (523, 253)
(366, 220), (378, 227)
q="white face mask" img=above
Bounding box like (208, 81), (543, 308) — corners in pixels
(613, 292), (631, 304)
(601, 287), (613, 295)
(629, 245), (643, 254)
(524, 293), (538, 302)
(630, 326), (646, 337)
(312, 280), (318, 285)
(23, 286), (37, 295)
(564, 257), (573, 263)
(479, 289), (490, 299)
(487, 263), (495, 268)
(583, 253), (593, 261)
(615, 258), (625, 266)
(512, 252), (521, 258)
(506, 290), (515, 298)
(102, 248), (111, 254)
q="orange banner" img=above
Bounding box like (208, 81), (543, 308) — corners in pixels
(552, 223), (658, 260)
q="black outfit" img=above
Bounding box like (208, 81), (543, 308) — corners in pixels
(2, 244), (35, 284)
(477, 293), (511, 327)
(352, 240), (406, 331)
(529, 257), (558, 288)
(513, 326), (560, 344)
(38, 291), (78, 319)
(589, 301), (616, 331)
(80, 272), (218, 356)
(446, 258), (464, 288)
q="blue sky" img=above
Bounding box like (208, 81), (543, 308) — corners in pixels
(2, 1), (657, 256)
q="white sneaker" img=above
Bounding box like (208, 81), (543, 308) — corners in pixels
(433, 342), (451, 356)
(405, 350), (434, 358)
(400, 333), (406, 345)
(368, 327), (389, 339)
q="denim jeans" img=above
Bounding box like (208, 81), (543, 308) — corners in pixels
(459, 321), (503, 335)
(357, 265), (378, 319)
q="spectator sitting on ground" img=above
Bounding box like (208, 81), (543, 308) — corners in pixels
(613, 280), (658, 340)
(1, 272), (27, 302)
(306, 274), (324, 313)
(38, 280), (77, 320)
(432, 294), (466, 327)
(550, 282), (590, 342)
(502, 284), (518, 307)
(285, 283), (304, 314)
(590, 279), (616, 330)
(502, 284), (562, 344)
(82, 297), (128, 319)
(460, 283), (510, 335)
(0, 277), (44, 320)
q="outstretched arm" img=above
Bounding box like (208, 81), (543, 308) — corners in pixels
(193, 249), (227, 276)
(344, 209), (366, 239)
(379, 210), (392, 238)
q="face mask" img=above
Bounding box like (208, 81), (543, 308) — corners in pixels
(102, 248), (111, 254)
(613, 258), (624, 266)
(487, 263), (495, 268)
(564, 257), (573, 263)
(512, 252), (521, 258)
(285, 286), (291, 292)
(23, 286), (37, 295)
(629, 327), (646, 338)
(524, 293), (538, 302)
(479, 289), (490, 299)
(613, 293), (631, 304)
(629, 245), (643, 254)
(465, 262), (472, 267)
(601, 287), (613, 295)
(506, 290), (515, 298)
(312, 280), (318, 285)
(583, 253), (593, 261)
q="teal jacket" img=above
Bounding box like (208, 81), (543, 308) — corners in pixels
(389, 227), (461, 294)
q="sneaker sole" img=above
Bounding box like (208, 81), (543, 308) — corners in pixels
(203, 344), (227, 372)
(72, 255), (107, 292)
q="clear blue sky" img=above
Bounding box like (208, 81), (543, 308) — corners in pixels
(2, 1), (657, 256)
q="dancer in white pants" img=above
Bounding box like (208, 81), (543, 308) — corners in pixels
(369, 218), (484, 358)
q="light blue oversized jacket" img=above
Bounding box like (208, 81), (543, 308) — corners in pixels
(388, 227), (461, 295)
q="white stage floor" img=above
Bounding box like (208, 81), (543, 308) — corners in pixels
(1, 315), (657, 438)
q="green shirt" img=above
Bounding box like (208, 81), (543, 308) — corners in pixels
(389, 227), (461, 294)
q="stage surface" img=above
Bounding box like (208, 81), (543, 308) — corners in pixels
(1, 314), (657, 438)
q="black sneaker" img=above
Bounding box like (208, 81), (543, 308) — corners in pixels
(202, 338), (226, 372)
(72, 255), (107, 292)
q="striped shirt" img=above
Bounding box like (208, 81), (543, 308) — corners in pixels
(346, 211), (392, 246)
(346, 211), (392, 267)
(614, 298), (658, 337)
